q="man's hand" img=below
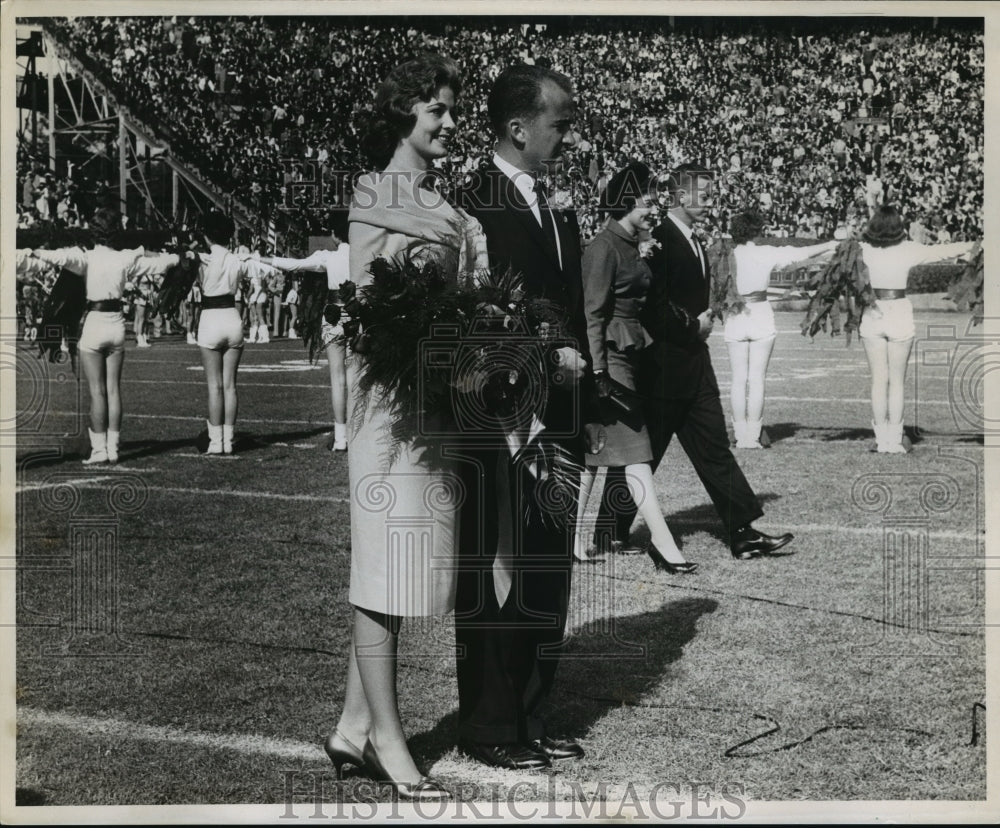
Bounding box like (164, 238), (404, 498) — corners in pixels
(697, 310), (714, 340)
(584, 422), (606, 455)
(550, 346), (586, 388)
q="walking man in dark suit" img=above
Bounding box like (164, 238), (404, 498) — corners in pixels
(454, 64), (595, 771)
(595, 163), (794, 560)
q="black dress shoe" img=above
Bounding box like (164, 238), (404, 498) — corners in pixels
(460, 741), (550, 770)
(528, 736), (585, 761)
(730, 526), (794, 560)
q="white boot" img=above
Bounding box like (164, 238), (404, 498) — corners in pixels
(880, 420), (908, 454)
(107, 430), (120, 464)
(732, 419), (746, 447)
(248, 325), (258, 344)
(742, 419), (764, 449)
(222, 424), (234, 455)
(83, 429), (108, 464)
(288, 326), (297, 339)
(206, 421), (223, 455)
(332, 421), (348, 451)
(138, 333), (151, 348)
(186, 332), (197, 345)
(872, 420), (886, 452)
(258, 325), (270, 344)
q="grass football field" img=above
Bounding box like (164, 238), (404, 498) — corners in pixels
(11, 309), (988, 812)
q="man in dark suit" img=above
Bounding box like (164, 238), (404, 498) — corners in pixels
(454, 64), (595, 771)
(595, 163), (794, 560)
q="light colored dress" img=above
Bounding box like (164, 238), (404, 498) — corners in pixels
(346, 167), (488, 617)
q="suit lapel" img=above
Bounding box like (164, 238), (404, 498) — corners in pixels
(653, 217), (711, 308)
(494, 164), (563, 274)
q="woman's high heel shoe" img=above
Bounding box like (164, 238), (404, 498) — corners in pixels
(362, 740), (451, 801)
(324, 730), (366, 780)
(645, 543), (698, 575)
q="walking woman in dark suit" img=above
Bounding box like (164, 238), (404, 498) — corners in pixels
(575, 162), (696, 574)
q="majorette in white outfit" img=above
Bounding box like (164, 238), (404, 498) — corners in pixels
(856, 206), (975, 453)
(723, 212), (837, 449)
(193, 214), (278, 455)
(267, 244), (351, 450)
(25, 213), (180, 464)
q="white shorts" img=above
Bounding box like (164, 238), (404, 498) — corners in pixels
(197, 308), (245, 350)
(321, 318), (346, 348)
(859, 297), (915, 342)
(724, 301), (776, 343)
(79, 311), (125, 354)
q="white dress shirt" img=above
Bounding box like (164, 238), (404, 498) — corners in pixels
(667, 213), (705, 274)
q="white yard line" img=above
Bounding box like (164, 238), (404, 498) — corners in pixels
(17, 479), (350, 503)
(31, 411), (335, 426)
(17, 707), (325, 762)
(15, 479), (978, 539)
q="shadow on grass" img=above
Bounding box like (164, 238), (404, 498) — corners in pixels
(636, 493), (786, 548)
(403, 600), (718, 767)
(407, 710), (461, 770)
(553, 599), (719, 737)
(16, 426), (334, 469)
(15, 787), (47, 806)
(760, 421), (801, 443)
(816, 426), (873, 442)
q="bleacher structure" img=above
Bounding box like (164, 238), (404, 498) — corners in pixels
(15, 24), (261, 236)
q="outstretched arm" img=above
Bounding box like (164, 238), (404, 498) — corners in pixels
(268, 249), (330, 272)
(31, 247), (88, 276)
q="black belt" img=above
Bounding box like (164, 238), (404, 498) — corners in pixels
(874, 288), (907, 299)
(86, 299), (122, 312)
(201, 294), (236, 309)
(741, 290), (769, 303)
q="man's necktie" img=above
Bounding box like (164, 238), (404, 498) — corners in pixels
(691, 233), (707, 278)
(533, 179), (558, 255)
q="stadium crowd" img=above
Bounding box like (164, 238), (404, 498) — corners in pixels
(30, 15), (983, 249)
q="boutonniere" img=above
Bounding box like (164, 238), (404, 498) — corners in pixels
(639, 238), (661, 259)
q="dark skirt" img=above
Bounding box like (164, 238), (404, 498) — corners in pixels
(586, 346), (651, 467)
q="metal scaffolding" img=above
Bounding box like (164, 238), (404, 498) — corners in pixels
(17, 24), (258, 233)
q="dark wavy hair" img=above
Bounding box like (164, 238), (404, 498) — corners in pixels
(862, 205), (907, 247)
(359, 53), (462, 168)
(89, 207), (122, 246)
(487, 63), (574, 137)
(730, 210), (766, 245)
(599, 161), (653, 220)
(201, 209), (236, 246)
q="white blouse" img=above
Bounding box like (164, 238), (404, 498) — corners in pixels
(271, 245), (350, 291)
(861, 240), (973, 290)
(198, 244), (275, 297)
(32, 245), (179, 301)
(733, 240), (838, 294)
